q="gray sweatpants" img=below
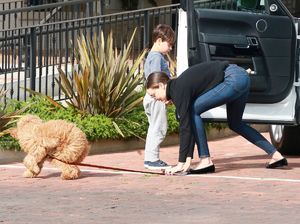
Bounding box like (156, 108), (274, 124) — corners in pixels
(143, 93), (168, 162)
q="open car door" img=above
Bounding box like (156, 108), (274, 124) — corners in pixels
(177, 0), (300, 154)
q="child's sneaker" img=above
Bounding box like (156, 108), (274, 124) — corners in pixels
(144, 160), (171, 170)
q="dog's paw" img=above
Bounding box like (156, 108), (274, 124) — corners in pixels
(23, 170), (37, 178)
(32, 165), (41, 175)
(23, 157), (41, 175)
(61, 168), (80, 180)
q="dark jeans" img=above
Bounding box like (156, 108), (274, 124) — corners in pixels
(191, 64), (276, 158)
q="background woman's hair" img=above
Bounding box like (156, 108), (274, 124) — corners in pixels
(152, 24), (175, 45)
(146, 72), (170, 89)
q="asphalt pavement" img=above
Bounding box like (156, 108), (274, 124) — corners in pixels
(0, 133), (299, 224)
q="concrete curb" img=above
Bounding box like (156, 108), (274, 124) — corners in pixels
(0, 125), (268, 164)
(0, 150), (26, 164)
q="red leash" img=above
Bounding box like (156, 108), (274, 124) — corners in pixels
(75, 162), (165, 175)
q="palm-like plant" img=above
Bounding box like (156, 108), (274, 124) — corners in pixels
(0, 88), (25, 136)
(166, 53), (177, 78)
(57, 28), (147, 118)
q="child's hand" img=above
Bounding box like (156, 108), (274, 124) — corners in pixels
(164, 100), (173, 105)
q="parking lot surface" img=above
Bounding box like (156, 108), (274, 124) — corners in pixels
(0, 133), (300, 224)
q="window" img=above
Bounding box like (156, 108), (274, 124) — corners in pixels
(26, 0), (58, 6)
(193, 0), (266, 12)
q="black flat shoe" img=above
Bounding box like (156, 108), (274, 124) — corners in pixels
(188, 164), (215, 174)
(266, 158), (288, 169)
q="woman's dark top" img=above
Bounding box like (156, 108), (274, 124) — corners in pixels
(166, 61), (229, 162)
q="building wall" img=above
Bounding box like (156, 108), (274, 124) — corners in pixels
(103, 0), (299, 16)
(103, 0), (172, 14)
(1, 0), (299, 31)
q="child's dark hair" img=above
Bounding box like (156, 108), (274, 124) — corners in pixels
(152, 24), (175, 45)
(146, 72), (170, 89)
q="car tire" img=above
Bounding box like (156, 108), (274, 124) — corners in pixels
(269, 125), (300, 155)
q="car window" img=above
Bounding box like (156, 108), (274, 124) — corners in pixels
(193, 0), (266, 13)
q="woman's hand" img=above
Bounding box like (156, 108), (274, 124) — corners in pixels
(164, 162), (184, 175)
(164, 158), (192, 175)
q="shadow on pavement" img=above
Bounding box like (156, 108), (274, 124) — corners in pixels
(201, 155), (297, 172)
(39, 171), (121, 179)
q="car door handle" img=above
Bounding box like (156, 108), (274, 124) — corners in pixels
(234, 37), (259, 49)
(247, 37), (259, 46)
(234, 44), (250, 49)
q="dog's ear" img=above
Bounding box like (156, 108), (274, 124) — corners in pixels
(6, 128), (18, 139)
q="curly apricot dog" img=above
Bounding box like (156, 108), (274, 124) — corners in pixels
(10, 115), (90, 180)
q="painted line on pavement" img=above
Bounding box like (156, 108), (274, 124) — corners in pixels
(190, 174), (300, 183)
(1, 164), (299, 183)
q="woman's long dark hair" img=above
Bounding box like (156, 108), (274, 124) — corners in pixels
(146, 72), (170, 89)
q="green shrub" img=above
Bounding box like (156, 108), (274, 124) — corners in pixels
(0, 135), (20, 151)
(0, 96), (227, 151)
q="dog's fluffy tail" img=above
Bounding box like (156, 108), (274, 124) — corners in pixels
(52, 126), (89, 163)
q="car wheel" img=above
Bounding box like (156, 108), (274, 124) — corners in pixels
(269, 125), (300, 155)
